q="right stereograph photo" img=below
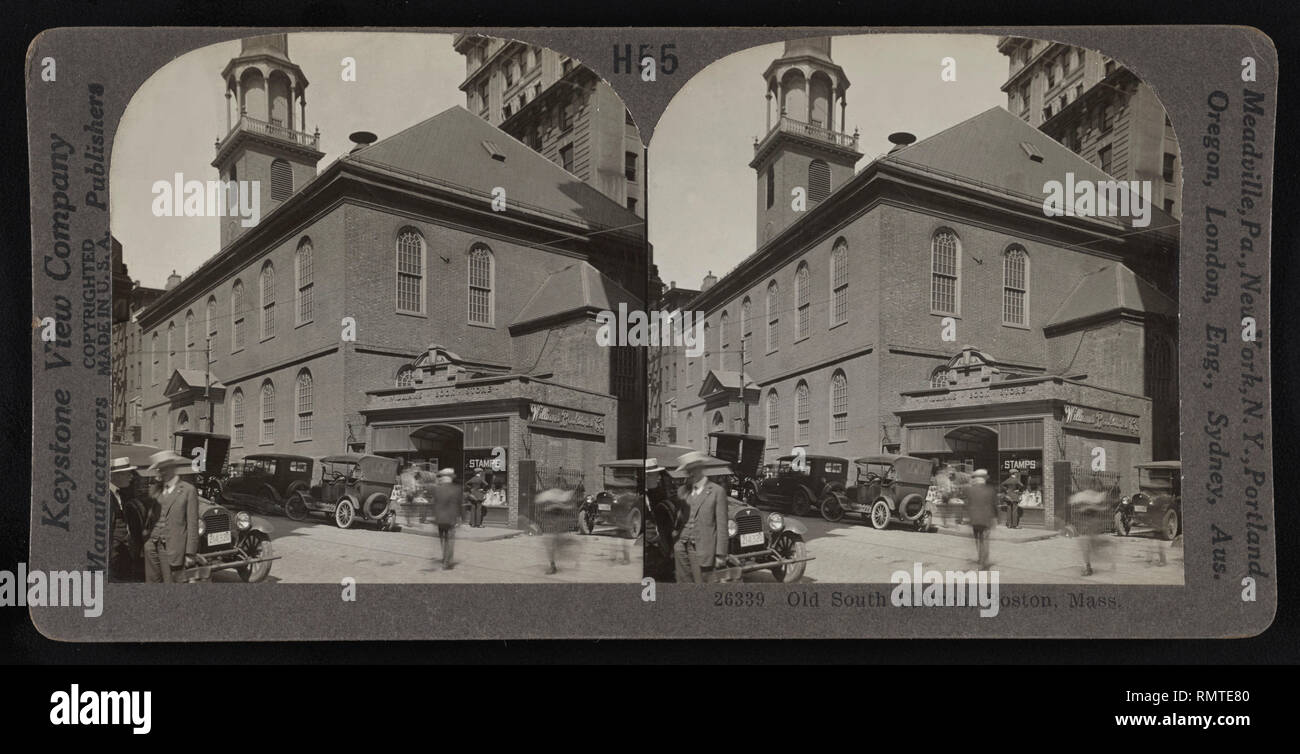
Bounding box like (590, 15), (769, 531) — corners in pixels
(644, 34), (1183, 586)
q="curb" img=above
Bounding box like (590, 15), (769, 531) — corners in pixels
(931, 525), (1060, 544)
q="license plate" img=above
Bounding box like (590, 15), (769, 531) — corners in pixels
(598, 503), (611, 511)
(1133, 505), (1147, 513)
(207, 531), (231, 547)
(739, 532), (764, 548)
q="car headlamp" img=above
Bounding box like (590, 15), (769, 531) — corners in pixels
(197, 518), (205, 536)
(236, 511), (252, 530)
(727, 520), (737, 537)
(1120, 496), (1129, 506)
(768, 512), (784, 531)
(584, 495), (595, 504)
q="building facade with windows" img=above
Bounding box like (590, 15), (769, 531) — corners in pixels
(132, 35), (645, 527)
(670, 38), (1179, 527)
(998, 37), (1183, 219)
(453, 34), (646, 218)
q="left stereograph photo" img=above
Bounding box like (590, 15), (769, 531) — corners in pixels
(109, 32), (646, 584)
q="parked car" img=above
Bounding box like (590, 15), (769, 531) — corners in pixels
(722, 497), (811, 582)
(179, 495), (278, 582)
(284, 454), (400, 530)
(707, 431), (766, 500)
(172, 431), (231, 500)
(578, 459), (646, 538)
(1113, 461), (1182, 540)
(821, 455), (939, 531)
(220, 453), (315, 516)
(745, 454), (850, 516)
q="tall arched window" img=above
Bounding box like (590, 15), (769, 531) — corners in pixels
(206, 296), (217, 347)
(808, 159), (830, 202)
(741, 298), (752, 363)
(1145, 332), (1173, 401)
(259, 380), (275, 444)
(295, 238), (314, 325)
(766, 389), (780, 447)
(260, 262), (275, 339)
(718, 311), (730, 371)
(176, 410), (190, 432)
(165, 322), (175, 377)
(396, 229), (425, 314)
(701, 322), (711, 383)
(231, 280), (246, 351)
(295, 369), (313, 440)
(150, 412), (158, 444)
(150, 333), (159, 384)
(830, 370), (848, 441)
(184, 311), (195, 370)
(931, 230), (960, 315)
(1002, 245), (1029, 326)
(468, 245), (494, 325)
(830, 238), (848, 326)
(712, 412), (725, 432)
(795, 381), (810, 446)
(685, 412), (694, 446)
(766, 280), (780, 352)
(795, 263), (810, 340)
(230, 388), (245, 446)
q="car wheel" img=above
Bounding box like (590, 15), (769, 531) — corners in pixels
(772, 535), (807, 583)
(236, 534), (273, 583)
(334, 500), (356, 529)
(792, 490), (812, 517)
(820, 494), (844, 523)
(869, 500), (890, 530)
(625, 507), (643, 540)
(284, 493), (309, 522)
(915, 510), (932, 532)
(1113, 511), (1130, 536)
(1161, 509), (1179, 540)
(577, 507), (594, 535)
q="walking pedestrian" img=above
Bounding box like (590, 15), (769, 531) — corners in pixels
(429, 468), (462, 569)
(465, 468), (488, 527)
(537, 488), (576, 574)
(672, 451), (729, 583)
(965, 469), (998, 571)
(141, 451), (200, 584)
(1001, 469), (1025, 529)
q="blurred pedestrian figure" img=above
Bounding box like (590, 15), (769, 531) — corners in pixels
(429, 468), (462, 569)
(673, 451), (729, 583)
(1069, 489), (1111, 577)
(536, 488), (576, 575)
(142, 451), (200, 583)
(465, 468), (488, 528)
(1001, 469), (1025, 529)
(965, 469), (997, 570)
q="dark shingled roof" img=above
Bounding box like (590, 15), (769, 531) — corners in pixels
(511, 260), (641, 329)
(1046, 262), (1177, 330)
(344, 106), (643, 232)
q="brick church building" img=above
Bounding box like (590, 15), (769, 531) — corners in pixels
(669, 37), (1179, 527)
(133, 35), (645, 527)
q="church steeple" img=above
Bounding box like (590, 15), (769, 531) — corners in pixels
(749, 36), (862, 245)
(212, 34), (324, 247)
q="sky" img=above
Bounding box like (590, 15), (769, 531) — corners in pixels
(647, 34), (1011, 291)
(112, 32), (467, 289)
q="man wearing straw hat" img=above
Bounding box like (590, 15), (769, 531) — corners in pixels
(142, 451), (200, 583)
(673, 451), (729, 583)
(965, 469), (998, 571)
(429, 468), (462, 569)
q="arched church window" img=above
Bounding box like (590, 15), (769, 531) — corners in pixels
(931, 230), (960, 315)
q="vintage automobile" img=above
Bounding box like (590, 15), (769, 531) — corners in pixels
(284, 454), (400, 530)
(707, 431), (766, 500)
(178, 495), (279, 583)
(220, 453), (315, 516)
(1113, 460), (1182, 540)
(820, 455), (939, 531)
(172, 431), (231, 500)
(744, 454), (850, 516)
(578, 459), (646, 539)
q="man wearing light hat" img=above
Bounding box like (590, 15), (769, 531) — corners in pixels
(142, 450), (200, 583)
(429, 467), (462, 569)
(673, 451), (730, 583)
(964, 469), (998, 570)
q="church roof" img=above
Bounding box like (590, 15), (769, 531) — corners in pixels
(163, 369), (225, 398)
(705, 370), (757, 391)
(510, 260), (642, 330)
(1046, 262), (1177, 330)
(344, 106), (643, 233)
(882, 106), (1177, 232)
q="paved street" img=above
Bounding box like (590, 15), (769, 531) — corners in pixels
(214, 519), (640, 584)
(743, 513), (1184, 585)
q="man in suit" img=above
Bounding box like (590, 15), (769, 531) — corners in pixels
(673, 451), (730, 583)
(142, 451), (200, 584)
(965, 469), (998, 570)
(429, 468), (462, 569)
(109, 457), (148, 582)
(1000, 469), (1025, 529)
(465, 468), (488, 528)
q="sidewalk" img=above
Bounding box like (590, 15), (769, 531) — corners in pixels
(392, 520), (523, 542)
(931, 520), (1060, 543)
